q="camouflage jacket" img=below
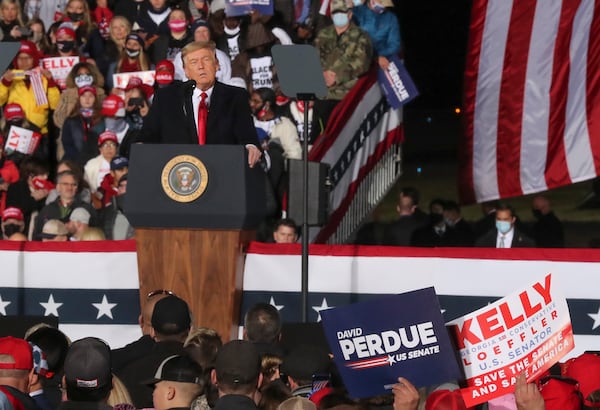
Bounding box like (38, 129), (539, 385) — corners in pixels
(314, 22), (373, 100)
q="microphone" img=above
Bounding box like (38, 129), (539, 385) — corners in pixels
(184, 79), (196, 94)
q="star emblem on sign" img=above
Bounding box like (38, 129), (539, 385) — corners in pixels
(40, 294), (63, 317)
(92, 295), (117, 319)
(588, 306), (600, 331)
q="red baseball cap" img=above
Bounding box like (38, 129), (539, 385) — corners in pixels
(98, 130), (118, 146)
(0, 337), (33, 370)
(539, 377), (582, 410)
(56, 22), (76, 39)
(425, 390), (469, 410)
(4, 103), (25, 121)
(2, 207), (24, 222)
(562, 353), (600, 406)
(14, 40), (40, 67)
(101, 95), (125, 117)
(78, 85), (96, 96)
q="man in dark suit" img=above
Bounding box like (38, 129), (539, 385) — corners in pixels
(475, 203), (535, 248)
(140, 41), (262, 168)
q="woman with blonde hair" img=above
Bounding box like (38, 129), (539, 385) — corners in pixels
(87, 15), (131, 82)
(107, 32), (151, 90)
(0, 0), (26, 41)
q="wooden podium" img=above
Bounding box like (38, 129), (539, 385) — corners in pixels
(125, 145), (266, 341)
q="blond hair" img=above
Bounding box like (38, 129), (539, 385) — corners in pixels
(107, 374), (133, 406)
(80, 227), (106, 241)
(181, 41), (217, 68)
(1, 0), (24, 26)
(109, 16), (131, 48)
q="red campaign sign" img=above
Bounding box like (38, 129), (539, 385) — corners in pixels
(447, 274), (574, 407)
(41, 57), (79, 90)
(5, 126), (41, 155)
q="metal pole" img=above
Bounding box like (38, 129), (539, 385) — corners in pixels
(301, 100), (310, 322)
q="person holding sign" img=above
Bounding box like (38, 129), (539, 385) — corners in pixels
(140, 41), (261, 167)
(351, 0), (401, 71)
(0, 41), (60, 137)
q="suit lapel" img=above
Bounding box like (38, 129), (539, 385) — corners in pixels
(181, 85), (198, 144)
(206, 82), (222, 144)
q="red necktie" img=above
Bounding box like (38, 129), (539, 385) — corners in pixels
(197, 92), (208, 145)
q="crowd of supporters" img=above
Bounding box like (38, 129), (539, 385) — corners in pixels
(0, 297), (598, 410)
(0, 0), (402, 241)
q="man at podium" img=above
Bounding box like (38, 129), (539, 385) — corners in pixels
(140, 41), (262, 168)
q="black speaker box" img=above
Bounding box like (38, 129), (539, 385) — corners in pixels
(287, 160), (329, 226)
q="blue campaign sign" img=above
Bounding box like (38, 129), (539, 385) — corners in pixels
(377, 56), (419, 109)
(225, 0), (274, 17)
(321, 287), (462, 398)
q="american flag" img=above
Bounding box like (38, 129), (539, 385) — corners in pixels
(459, 0), (600, 203)
(309, 69), (403, 242)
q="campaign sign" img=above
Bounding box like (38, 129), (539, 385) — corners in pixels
(113, 70), (155, 90)
(41, 56), (79, 90)
(4, 126), (41, 155)
(447, 273), (574, 407)
(377, 56), (418, 109)
(225, 0), (273, 17)
(321, 287), (461, 398)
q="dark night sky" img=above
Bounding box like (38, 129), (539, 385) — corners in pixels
(395, 1), (471, 111)
(387, 1), (472, 158)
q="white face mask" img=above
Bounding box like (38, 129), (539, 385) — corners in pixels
(332, 12), (349, 28)
(223, 25), (241, 36)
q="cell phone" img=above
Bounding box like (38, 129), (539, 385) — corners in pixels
(128, 97), (144, 107)
(19, 27), (31, 37)
(311, 373), (331, 394)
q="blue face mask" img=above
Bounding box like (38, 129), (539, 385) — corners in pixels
(352, 0), (363, 6)
(332, 12), (349, 28)
(496, 220), (512, 234)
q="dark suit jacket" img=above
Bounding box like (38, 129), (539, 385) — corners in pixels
(475, 228), (536, 248)
(140, 80), (259, 147)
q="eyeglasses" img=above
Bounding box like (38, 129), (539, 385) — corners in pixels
(147, 289), (176, 299)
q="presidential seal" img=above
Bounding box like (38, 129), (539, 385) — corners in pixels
(161, 155), (208, 202)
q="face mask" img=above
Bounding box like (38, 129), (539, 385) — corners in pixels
(3, 224), (22, 238)
(75, 74), (93, 88)
(57, 40), (76, 53)
(532, 209), (543, 219)
(80, 107), (94, 118)
(332, 12), (349, 28)
(105, 117), (126, 132)
(353, 0), (363, 6)
(223, 25), (240, 36)
(371, 2), (386, 13)
(31, 32), (43, 43)
(67, 12), (84, 21)
(496, 220), (512, 234)
(255, 103), (269, 120)
(444, 218), (455, 228)
(7, 119), (24, 128)
(168, 19), (187, 33)
(125, 48), (140, 58)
